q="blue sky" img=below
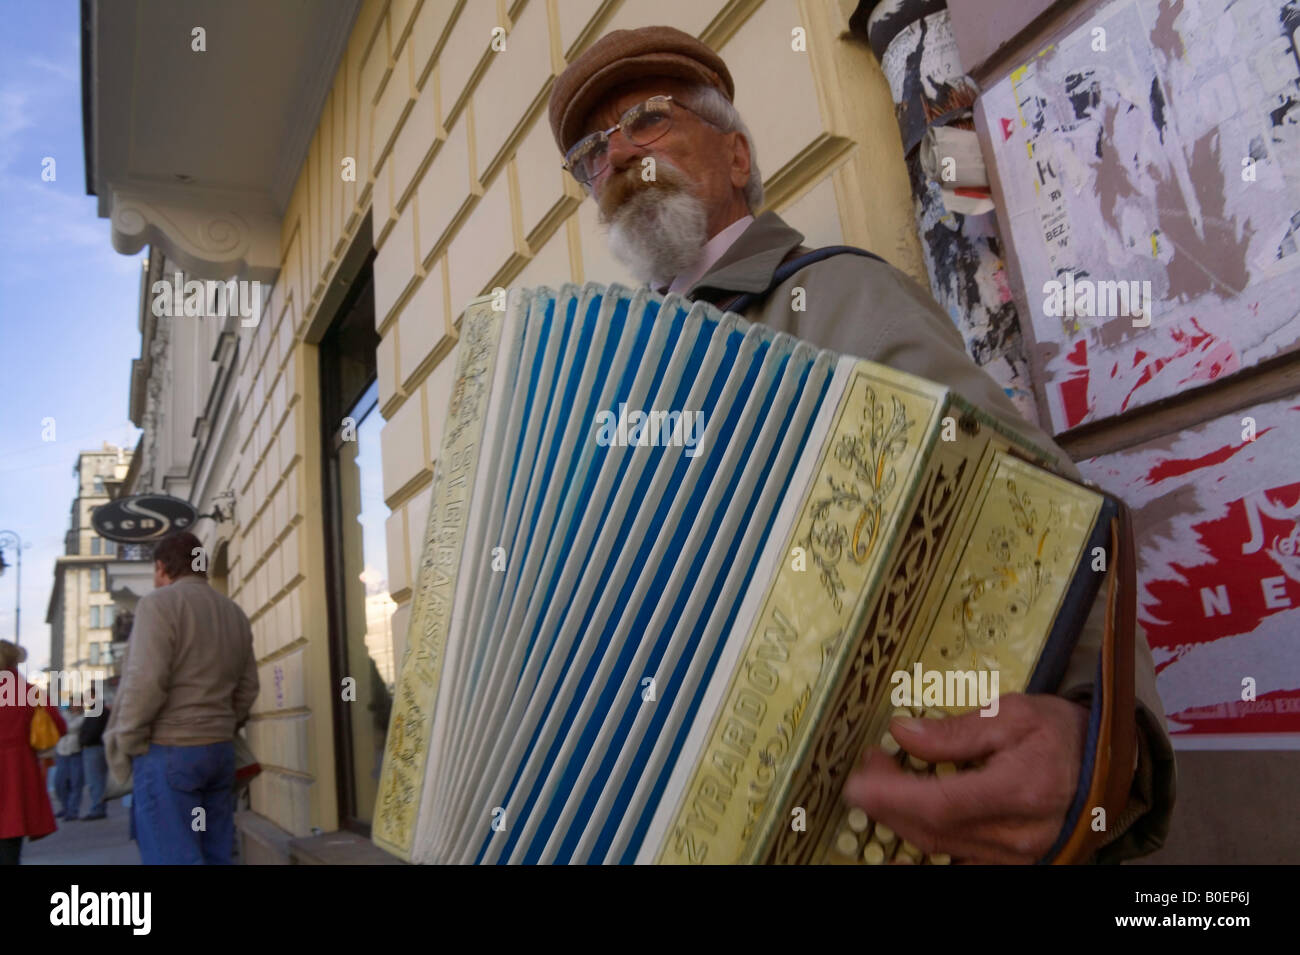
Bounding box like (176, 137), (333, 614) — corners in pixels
(0, 1), (144, 673)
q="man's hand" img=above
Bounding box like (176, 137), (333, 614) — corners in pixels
(842, 693), (1089, 864)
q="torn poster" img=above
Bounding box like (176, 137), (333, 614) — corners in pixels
(881, 10), (980, 153)
(910, 154), (1042, 420)
(980, 0), (1300, 434)
(1080, 396), (1300, 745)
(881, 7), (1042, 420)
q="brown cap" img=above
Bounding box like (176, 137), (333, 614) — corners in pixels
(549, 26), (734, 154)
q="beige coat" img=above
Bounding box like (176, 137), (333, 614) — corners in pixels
(104, 575), (258, 782)
(679, 211), (1175, 862)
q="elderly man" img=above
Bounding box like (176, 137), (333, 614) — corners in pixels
(547, 26), (1174, 863)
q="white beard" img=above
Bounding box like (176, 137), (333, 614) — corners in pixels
(604, 187), (710, 290)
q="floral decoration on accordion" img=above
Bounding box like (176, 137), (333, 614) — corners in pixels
(445, 304), (494, 447)
(802, 388), (912, 611)
(942, 478), (1064, 664)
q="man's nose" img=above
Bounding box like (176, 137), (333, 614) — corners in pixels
(604, 130), (646, 174)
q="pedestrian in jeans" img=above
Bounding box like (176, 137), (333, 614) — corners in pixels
(105, 532), (259, 865)
(79, 691), (110, 820)
(53, 705), (85, 819)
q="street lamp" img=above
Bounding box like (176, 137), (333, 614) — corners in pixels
(0, 530), (23, 648)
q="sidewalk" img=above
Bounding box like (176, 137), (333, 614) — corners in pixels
(23, 804), (140, 865)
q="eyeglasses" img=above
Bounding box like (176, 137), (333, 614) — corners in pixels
(562, 95), (704, 184)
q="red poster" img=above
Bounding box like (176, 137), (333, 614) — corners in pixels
(1081, 399), (1300, 745)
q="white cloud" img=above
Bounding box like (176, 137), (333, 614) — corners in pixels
(25, 55), (77, 84)
(0, 84), (34, 171)
(0, 177), (137, 280)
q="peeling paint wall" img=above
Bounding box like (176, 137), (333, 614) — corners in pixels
(873, 7), (1042, 420)
(981, 0), (1300, 433)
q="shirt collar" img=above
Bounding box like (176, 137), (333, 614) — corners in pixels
(660, 215), (754, 296)
(682, 211), (806, 299)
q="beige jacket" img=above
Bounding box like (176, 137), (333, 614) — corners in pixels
(681, 211), (1175, 862)
(105, 575), (258, 781)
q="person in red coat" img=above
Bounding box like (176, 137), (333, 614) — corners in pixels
(0, 640), (66, 864)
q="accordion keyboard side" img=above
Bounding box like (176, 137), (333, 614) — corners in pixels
(648, 355), (1109, 865)
(764, 412), (1110, 865)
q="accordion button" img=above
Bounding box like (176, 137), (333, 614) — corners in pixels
(836, 831), (859, 856)
(863, 841), (886, 865)
(894, 854), (916, 865)
(935, 761), (957, 777)
(906, 753), (929, 772)
(846, 808), (869, 832)
(880, 732), (901, 756)
(899, 840), (923, 862)
(924, 708), (945, 718)
(928, 853), (952, 865)
(873, 822), (896, 846)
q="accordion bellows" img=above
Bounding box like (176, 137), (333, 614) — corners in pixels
(373, 283), (1115, 865)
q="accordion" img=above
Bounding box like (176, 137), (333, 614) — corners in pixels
(372, 282), (1129, 865)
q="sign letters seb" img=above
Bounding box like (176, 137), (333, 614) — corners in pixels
(91, 494), (198, 543)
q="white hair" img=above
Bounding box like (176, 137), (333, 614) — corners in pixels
(673, 84), (764, 212)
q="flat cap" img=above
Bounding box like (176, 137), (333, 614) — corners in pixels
(548, 25), (734, 154)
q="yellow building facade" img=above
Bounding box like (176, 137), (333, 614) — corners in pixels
(88, 0), (926, 860)
(242, 0), (919, 851)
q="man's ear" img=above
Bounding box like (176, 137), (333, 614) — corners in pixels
(728, 131), (752, 191)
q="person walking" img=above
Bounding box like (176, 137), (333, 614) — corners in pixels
(53, 704), (85, 820)
(78, 689), (110, 820)
(0, 640), (67, 865)
(105, 531), (259, 865)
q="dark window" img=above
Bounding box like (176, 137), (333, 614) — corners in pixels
(319, 251), (395, 833)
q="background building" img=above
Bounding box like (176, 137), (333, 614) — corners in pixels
(80, 0), (1300, 863)
(45, 443), (146, 696)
